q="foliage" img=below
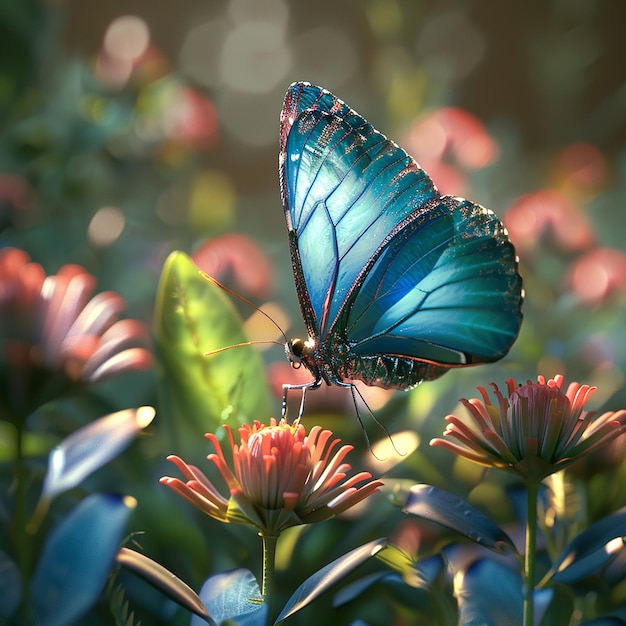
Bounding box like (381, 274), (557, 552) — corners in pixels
(1, 1), (626, 625)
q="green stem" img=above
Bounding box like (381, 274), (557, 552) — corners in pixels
(523, 482), (540, 626)
(261, 532), (278, 625)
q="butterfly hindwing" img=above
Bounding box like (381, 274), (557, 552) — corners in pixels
(342, 195), (522, 366)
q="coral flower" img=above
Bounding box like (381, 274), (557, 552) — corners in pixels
(0, 247), (153, 415)
(430, 375), (626, 483)
(161, 418), (383, 535)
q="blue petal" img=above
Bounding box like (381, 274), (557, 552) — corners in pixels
(31, 493), (135, 626)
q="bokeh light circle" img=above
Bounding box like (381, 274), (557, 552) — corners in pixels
(219, 21), (291, 94)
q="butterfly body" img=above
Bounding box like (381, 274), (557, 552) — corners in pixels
(280, 82), (523, 403)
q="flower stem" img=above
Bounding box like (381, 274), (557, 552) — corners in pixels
(523, 482), (539, 626)
(261, 532), (278, 625)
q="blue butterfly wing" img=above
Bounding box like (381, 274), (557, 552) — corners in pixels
(280, 84), (438, 338)
(343, 195), (522, 366)
(280, 82), (522, 385)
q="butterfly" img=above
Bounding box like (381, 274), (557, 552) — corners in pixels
(279, 82), (523, 415)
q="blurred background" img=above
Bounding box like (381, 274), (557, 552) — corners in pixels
(4, 0), (626, 412)
(2, 0), (626, 622)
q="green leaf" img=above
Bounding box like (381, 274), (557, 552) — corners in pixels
(404, 484), (518, 555)
(106, 582), (142, 626)
(154, 251), (272, 451)
(0, 420), (57, 462)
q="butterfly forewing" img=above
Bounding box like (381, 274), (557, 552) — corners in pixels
(280, 93), (439, 336)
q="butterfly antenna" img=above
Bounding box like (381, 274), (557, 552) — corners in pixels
(200, 271), (289, 343)
(204, 340), (284, 358)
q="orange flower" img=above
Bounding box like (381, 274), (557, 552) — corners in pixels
(0, 247), (153, 414)
(430, 375), (626, 483)
(161, 418), (383, 534)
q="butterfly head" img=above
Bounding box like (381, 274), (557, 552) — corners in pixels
(285, 337), (317, 370)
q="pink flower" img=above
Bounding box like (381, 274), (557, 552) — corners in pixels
(161, 418), (383, 534)
(568, 248), (626, 305)
(504, 189), (595, 252)
(405, 106), (498, 195)
(0, 247), (153, 414)
(192, 234), (273, 300)
(430, 375), (626, 483)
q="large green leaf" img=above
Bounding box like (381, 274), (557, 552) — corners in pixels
(154, 251), (272, 450)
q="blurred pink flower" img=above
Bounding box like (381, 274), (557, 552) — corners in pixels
(568, 248), (626, 305)
(192, 233), (273, 300)
(405, 106), (498, 195)
(168, 87), (219, 151)
(161, 418), (383, 535)
(431, 374), (626, 483)
(504, 189), (596, 252)
(0, 173), (35, 226)
(0, 247), (153, 415)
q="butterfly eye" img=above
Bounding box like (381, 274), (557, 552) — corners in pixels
(288, 338), (305, 361)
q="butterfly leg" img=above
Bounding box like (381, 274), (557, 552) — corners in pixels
(333, 381), (397, 454)
(281, 380), (321, 423)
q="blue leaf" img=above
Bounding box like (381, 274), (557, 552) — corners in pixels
(456, 558), (552, 626)
(405, 484), (518, 554)
(333, 571), (402, 607)
(31, 493), (135, 626)
(190, 569), (265, 626)
(275, 538), (388, 624)
(0, 549), (21, 620)
(549, 506), (626, 584)
(41, 407), (155, 501)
